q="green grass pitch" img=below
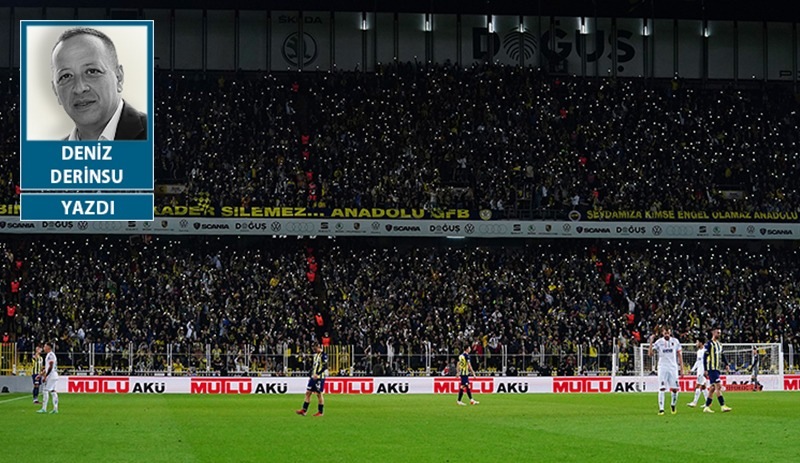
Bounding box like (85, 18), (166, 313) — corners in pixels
(3, 392), (798, 462)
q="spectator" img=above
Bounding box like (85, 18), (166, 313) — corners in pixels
(2, 66), (798, 214)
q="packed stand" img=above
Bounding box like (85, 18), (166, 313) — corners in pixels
(1, 235), (318, 374)
(2, 236), (799, 375)
(322, 239), (800, 374)
(0, 73), (20, 202)
(1, 66), (799, 215)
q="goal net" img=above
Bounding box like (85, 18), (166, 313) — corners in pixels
(636, 343), (783, 380)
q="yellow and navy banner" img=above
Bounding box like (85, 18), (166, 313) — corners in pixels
(581, 209), (798, 223)
(6, 204), (797, 223)
(4, 201), (796, 223)
(156, 206), (475, 220)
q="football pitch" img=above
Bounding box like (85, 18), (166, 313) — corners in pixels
(3, 392), (798, 463)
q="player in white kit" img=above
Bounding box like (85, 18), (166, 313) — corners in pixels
(648, 327), (684, 415)
(37, 342), (59, 414)
(687, 338), (708, 407)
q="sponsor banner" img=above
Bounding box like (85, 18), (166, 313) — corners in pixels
(493, 377), (549, 394)
(269, 11), (331, 71)
(190, 377), (255, 394)
(55, 375), (790, 394)
(673, 374), (782, 393)
(555, 375), (786, 394)
(250, 377), (297, 394)
(432, 377), (496, 394)
(613, 378), (649, 393)
(724, 374), (782, 392)
(324, 377), (377, 394)
(784, 375), (800, 391)
(65, 376), (134, 394)
(372, 377), (431, 394)
(63, 376), (188, 394)
(2, 218), (799, 240)
(552, 376), (614, 393)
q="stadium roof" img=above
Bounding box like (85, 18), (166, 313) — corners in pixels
(1, 0), (797, 22)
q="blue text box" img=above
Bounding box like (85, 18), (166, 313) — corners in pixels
(21, 193), (154, 221)
(21, 141), (153, 190)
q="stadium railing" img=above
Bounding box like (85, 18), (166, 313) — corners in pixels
(635, 342), (785, 379)
(5, 342), (797, 378)
(0, 342), (18, 375)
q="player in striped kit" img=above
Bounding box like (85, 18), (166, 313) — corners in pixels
(648, 327), (683, 415)
(703, 328), (732, 413)
(32, 345), (44, 404)
(296, 342), (328, 417)
(687, 338), (709, 408)
(456, 346), (479, 406)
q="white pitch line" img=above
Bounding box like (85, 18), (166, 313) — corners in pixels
(0, 396), (29, 405)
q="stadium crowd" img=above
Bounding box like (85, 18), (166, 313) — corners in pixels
(2, 236), (798, 375)
(1, 63), (799, 375)
(1, 64), (799, 215)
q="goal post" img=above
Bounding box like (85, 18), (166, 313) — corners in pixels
(636, 342), (783, 382)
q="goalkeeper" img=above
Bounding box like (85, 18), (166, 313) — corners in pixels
(750, 347), (763, 391)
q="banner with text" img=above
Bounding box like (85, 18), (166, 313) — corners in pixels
(56, 374), (790, 394)
(582, 209), (798, 223)
(1, 217), (798, 240)
(2, 203), (798, 223)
